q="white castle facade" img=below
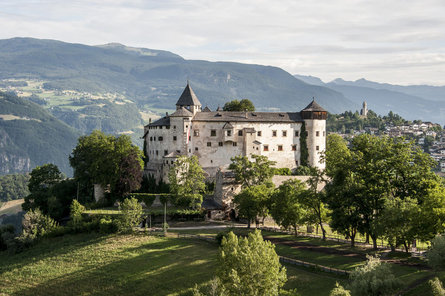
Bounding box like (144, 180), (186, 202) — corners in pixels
(143, 83), (327, 182)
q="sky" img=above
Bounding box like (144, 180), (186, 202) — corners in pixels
(1, 0), (445, 86)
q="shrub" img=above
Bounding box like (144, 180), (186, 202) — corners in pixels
(430, 277), (445, 296)
(0, 224), (15, 251)
(274, 168), (292, 176)
(330, 282), (351, 296)
(118, 197), (143, 233)
(21, 209), (58, 240)
(70, 199), (86, 227)
(427, 234), (445, 270)
(348, 255), (400, 296)
(99, 216), (119, 233)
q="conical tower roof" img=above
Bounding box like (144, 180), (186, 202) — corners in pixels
(176, 82), (201, 107)
(301, 98), (326, 112)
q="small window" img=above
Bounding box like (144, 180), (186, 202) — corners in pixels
(150, 137), (153, 141)
(173, 125), (176, 129)
(186, 125), (188, 128)
(194, 130), (199, 136)
(296, 160), (299, 166)
(272, 130), (277, 137)
(238, 130), (243, 136)
(282, 131), (287, 137)
(166, 126), (170, 129)
(189, 149), (191, 153)
(171, 160), (174, 164)
(219, 142), (223, 146)
(257, 131), (262, 136)
(156, 150), (159, 155)
(292, 144), (297, 151)
(316, 146), (320, 151)
(211, 160), (213, 163)
(316, 131), (320, 137)
(158, 136), (163, 141)
(295, 131), (299, 137)
(188, 136), (191, 141)
(159, 126), (162, 129)
(173, 136), (177, 141)
(211, 130), (216, 137)
(207, 142), (212, 147)
(164, 150), (168, 155)
(195, 147), (198, 151)
(227, 130), (232, 136)
(264, 145), (269, 151)
(278, 145), (283, 151)
(233, 142), (237, 147)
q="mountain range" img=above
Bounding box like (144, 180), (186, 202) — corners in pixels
(0, 37), (443, 175)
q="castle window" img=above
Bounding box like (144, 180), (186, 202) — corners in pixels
(150, 137), (153, 141)
(233, 142), (237, 147)
(257, 131), (262, 136)
(158, 136), (163, 141)
(176, 150), (180, 153)
(189, 149), (191, 152)
(164, 150), (168, 155)
(173, 136), (177, 141)
(238, 130), (243, 136)
(173, 125), (176, 129)
(166, 126), (170, 129)
(171, 161), (174, 164)
(292, 144), (297, 151)
(195, 147), (199, 151)
(282, 131), (287, 137)
(188, 136), (191, 141)
(186, 125), (188, 128)
(316, 146), (320, 151)
(264, 145), (269, 151)
(278, 145), (283, 151)
(159, 126), (162, 129)
(272, 130), (277, 137)
(219, 142), (223, 146)
(211, 130), (216, 137)
(194, 130), (199, 136)
(156, 150), (159, 155)
(211, 160), (213, 163)
(316, 131), (320, 137)
(227, 130), (232, 136)
(207, 142), (212, 147)
(295, 131), (299, 137)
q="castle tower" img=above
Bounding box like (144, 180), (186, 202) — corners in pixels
(175, 82), (202, 115)
(301, 99), (327, 169)
(360, 101), (368, 117)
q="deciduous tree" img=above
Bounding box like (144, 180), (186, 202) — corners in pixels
(218, 230), (287, 295)
(269, 179), (306, 235)
(229, 154), (276, 188)
(223, 99), (255, 112)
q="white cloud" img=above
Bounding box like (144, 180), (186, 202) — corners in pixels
(0, 0), (444, 85)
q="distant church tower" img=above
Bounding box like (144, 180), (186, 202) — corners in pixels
(360, 101), (368, 117)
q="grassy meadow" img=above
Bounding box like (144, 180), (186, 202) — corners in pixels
(0, 232), (348, 296)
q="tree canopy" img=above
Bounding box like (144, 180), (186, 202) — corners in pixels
(168, 155), (206, 208)
(324, 133), (445, 249)
(218, 230), (287, 295)
(229, 154), (276, 189)
(222, 99), (255, 112)
(69, 130), (143, 199)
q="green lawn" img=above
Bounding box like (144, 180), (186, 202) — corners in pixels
(0, 233), (346, 296)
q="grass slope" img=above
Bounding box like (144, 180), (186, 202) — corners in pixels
(0, 233), (345, 296)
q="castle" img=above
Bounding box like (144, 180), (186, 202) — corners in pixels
(143, 82), (327, 182)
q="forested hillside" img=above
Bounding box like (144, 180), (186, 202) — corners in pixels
(0, 92), (79, 175)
